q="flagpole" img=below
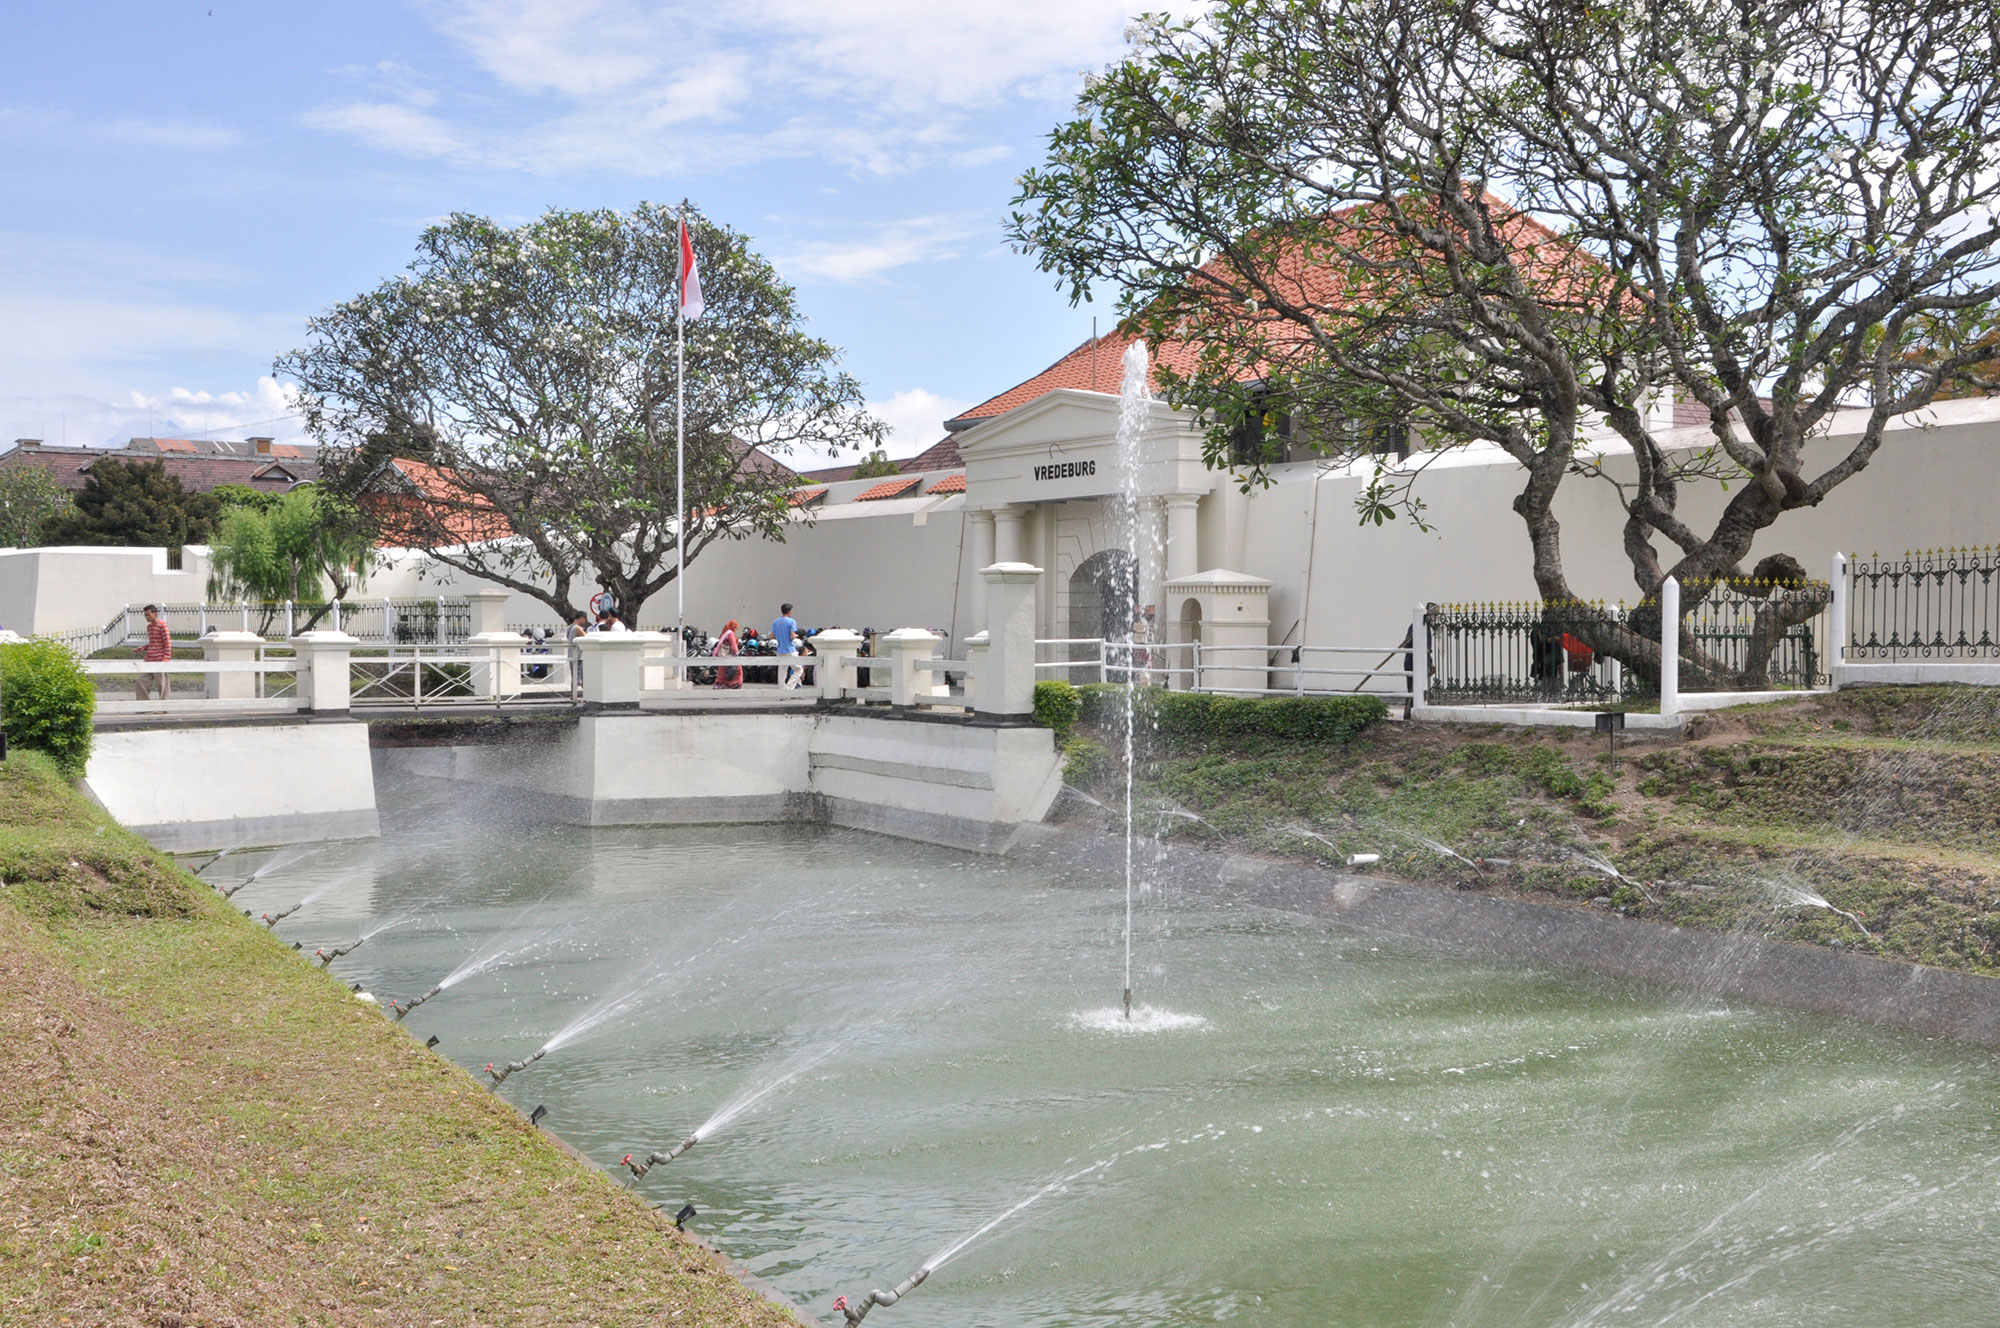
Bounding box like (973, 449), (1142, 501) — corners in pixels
(675, 206), (686, 678)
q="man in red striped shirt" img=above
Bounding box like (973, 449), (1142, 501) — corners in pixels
(138, 604), (171, 701)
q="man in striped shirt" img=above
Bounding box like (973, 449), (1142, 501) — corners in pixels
(138, 604), (171, 700)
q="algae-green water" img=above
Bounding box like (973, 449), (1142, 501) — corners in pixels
(226, 780), (2000, 1327)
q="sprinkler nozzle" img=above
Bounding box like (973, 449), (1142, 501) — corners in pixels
(317, 937), (366, 967)
(839, 1268), (930, 1324)
(487, 1048), (546, 1087)
(622, 1133), (700, 1177)
(395, 983), (445, 1021)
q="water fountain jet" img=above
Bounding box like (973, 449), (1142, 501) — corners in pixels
(622, 1132), (700, 1178)
(486, 1050), (545, 1087)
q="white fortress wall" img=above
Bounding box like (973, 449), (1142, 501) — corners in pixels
(0, 545), (216, 636)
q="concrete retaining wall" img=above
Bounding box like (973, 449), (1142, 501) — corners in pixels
(1011, 826), (2000, 1048)
(82, 719), (381, 853)
(375, 706), (1064, 853)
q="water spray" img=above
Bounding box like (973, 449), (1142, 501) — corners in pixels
(621, 1132), (701, 1178)
(394, 983), (444, 1021)
(486, 1049), (546, 1087)
(835, 1267), (929, 1325)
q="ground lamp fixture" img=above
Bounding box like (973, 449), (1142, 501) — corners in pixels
(674, 1203), (696, 1231)
(529, 1105), (548, 1128)
(425, 1034), (440, 1050)
(1596, 710), (1625, 764)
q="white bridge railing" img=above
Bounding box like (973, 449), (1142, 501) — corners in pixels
(1037, 638), (1415, 699)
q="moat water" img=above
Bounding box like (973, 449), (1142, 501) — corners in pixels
(219, 775), (2000, 1327)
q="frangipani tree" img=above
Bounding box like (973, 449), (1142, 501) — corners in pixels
(284, 204), (882, 624)
(1010, 0), (2000, 683)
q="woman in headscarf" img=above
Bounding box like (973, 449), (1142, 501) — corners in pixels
(713, 618), (743, 689)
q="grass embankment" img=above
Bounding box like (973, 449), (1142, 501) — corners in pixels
(0, 751), (797, 1327)
(1066, 686), (2000, 975)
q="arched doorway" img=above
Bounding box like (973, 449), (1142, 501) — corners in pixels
(1069, 550), (1136, 681)
(1069, 549), (1137, 641)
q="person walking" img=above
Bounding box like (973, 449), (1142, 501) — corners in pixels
(772, 602), (803, 689)
(138, 604), (171, 701)
(713, 619), (742, 689)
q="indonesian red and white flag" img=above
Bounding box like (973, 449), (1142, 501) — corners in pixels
(678, 218), (704, 321)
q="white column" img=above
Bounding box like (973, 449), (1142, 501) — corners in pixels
(202, 630), (263, 701)
(812, 628), (864, 700)
(978, 562), (1042, 717)
(879, 627), (941, 706)
(992, 505), (1025, 564)
(1163, 493), (1200, 581)
(574, 633), (651, 707)
(465, 589), (509, 636)
(963, 631), (989, 705)
(1659, 577), (1681, 719)
(288, 630), (359, 714)
(1828, 552), (1849, 689)
(967, 510), (997, 631)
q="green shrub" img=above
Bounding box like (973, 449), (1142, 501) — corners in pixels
(1075, 684), (1386, 745)
(0, 638), (95, 777)
(1033, 679), (1082, 735)
(1062, 736), (1112, 787)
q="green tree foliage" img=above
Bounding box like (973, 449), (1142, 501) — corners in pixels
(207, 488), (375, 623)
(1011, 0), (2000, 679)
(40, 458), (219, 556)
(850, 448), (902, 479)
(283, 204), (884, 623)
(0, 463), (74, 548)
(0, 638), (95, 777)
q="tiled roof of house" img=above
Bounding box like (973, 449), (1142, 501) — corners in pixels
(948, 196), (1604, 431)
(789, 487), (829, 507)
(854, 475), (922, 502)
(0, 445), (318, 494)
(925, 473), (966, 495)
(362, 457), (514, 546)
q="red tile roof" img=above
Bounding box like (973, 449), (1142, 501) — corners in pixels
(949, 196), (1608, 430)
(362, 457), (514, 546)
(902, 436), (961, 470)
(854, 475), (922, 502)
(789, 487), (829, 507)
(925, 473), (966, 495)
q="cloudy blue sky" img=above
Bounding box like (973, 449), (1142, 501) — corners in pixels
(0, 1), (1173, 462)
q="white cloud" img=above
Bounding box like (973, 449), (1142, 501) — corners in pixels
(0, 378), (305, 453)
(872, 387), (972, 456)
(776, 214), (982, 284)
(307, 0), (1201, 175)
(0, 106), (241, 151)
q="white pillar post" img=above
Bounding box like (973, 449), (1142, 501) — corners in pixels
(978, 562), (1042, 718)
(1659, 577), (1681, 719)
(329, 598), (341, 632)
(288, 630), (359, 714)
(383, 598), (396, 645)
(202, 630), (263, 701)
(1828, 552), (1849, 689)
(880, 628), (941, 706)
(465, 589), (509, 637)
(812, 628), (864, 700)
(992, 504), (1024, 564)
(963, 631), (989, 704)
(574, 633), (651, 707)
(967, 510), (996, 630)
(1163, 493), (1199, 581)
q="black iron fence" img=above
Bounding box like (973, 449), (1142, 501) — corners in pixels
(1675, 577), (1829, 692)
(1425, 600), (1658, 705)
(1847, 547), (2000, 661)
(1426, 580), (1828, 706)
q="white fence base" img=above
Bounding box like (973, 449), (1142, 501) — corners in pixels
(1833, 661), (2000, 688)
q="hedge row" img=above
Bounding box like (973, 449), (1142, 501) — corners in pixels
(0, 638), (95, 777)
(1070, 683), (1386, 744)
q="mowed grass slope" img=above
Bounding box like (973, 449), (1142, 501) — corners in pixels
(0, 750), (800, 1328)
(1068, 686), (2000, 976)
